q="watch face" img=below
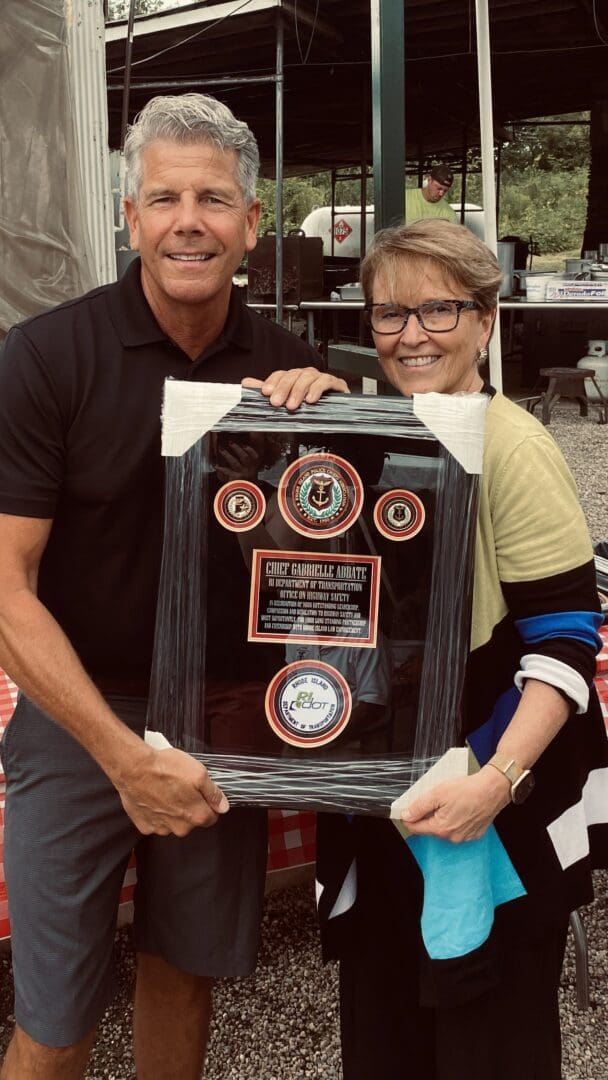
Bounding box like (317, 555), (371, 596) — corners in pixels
(511, 770), (535, 805)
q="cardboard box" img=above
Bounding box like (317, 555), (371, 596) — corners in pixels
(545, 281), (608, 301)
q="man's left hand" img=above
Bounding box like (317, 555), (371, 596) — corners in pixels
(400, 767), (512, 844)
(242, 368), (349, 410)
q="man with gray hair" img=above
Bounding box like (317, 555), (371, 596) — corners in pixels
(0, 93), (336, 1079)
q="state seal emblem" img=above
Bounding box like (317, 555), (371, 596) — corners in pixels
(265, 660), (352, 748)
(373, 489), (425, 541)
(213, 480), (266, 532)
(277, 452), (363, 539)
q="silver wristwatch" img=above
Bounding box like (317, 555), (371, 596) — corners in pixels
(488, 751), (535, 805)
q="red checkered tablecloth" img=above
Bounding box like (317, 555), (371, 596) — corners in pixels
(0, 672), (18, 941)
(267, 808), (316, 870)
(597, 623), (608, 675)
(0, 670), (315, 942)
(0, 674), (18, 726)
(596, 625), (608, 729)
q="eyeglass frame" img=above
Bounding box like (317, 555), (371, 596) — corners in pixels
(364, 300), (480, 335)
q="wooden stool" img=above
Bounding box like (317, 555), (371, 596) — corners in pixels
(532, 367), (608, 425)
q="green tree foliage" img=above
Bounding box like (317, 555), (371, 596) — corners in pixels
(445, 116), (590, 253)
(257, 176), (328, 235)
(106, 0), (165, 20)
(256, 117), (589, 254)
(497, 115), (589, 253)
(498, 169), (588, 254)
(257, 173), (371, 234)
(500, 114), (589, 175)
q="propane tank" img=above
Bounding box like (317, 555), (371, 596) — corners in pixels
(577, 340), (608, 402)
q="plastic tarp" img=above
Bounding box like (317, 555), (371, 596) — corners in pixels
(0, 0), (97, 334)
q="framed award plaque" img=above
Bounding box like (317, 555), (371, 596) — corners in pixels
(148, 381), (488, 815)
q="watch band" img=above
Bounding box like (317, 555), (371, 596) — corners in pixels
(488, 751), (523, 785)
(488, 751), (535, 804)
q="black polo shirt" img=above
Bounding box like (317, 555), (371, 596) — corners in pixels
(0, 258), (319, 690)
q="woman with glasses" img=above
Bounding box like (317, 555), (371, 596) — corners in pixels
(320, 220), (607, 1080)
(251, 218), (607, 1080)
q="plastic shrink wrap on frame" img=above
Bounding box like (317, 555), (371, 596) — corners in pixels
(147, 384), (488, 816)
(0, 0), (96, 334)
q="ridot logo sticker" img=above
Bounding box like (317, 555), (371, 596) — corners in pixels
(265, 661), (352, 747)
(278, 453), (363, 538)
(214, 481), (266, 532)
(373, 489), (425, 541)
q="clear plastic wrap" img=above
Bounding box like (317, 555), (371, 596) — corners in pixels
(0, 0), (97, 333)
(148, 385), (488, 816)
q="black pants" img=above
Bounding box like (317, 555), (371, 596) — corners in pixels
(319, 815), (568, 1080)
(338, 888), (568, 1080)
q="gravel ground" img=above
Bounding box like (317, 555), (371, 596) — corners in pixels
(548, 402), (608, 544)
(0, 402), (606, 1078)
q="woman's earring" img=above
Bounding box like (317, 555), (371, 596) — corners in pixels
(477, 346), (488, 365)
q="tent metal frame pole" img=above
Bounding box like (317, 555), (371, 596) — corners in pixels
(460, 124), (468, 225)
(119, 0), (137, 151)
(360, 88), (369, 263)
(496, 139), (503, 223)
(275, 8), (284, 326)
(70, 0), (116, 285)
(108, 75), (279, 91)
(475, 0), (503, 390)
(370, 0), (405, 233)
(331, 168), (337, 256)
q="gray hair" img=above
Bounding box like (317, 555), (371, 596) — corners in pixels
(124, 93), (260, 204)
(361, 218), (502, 314)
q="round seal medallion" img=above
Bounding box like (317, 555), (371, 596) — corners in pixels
(265, 660), (352, 748)
(373, 489), (425, 541)
(278, 452), (363, 539)
(213, 480), (266, 532)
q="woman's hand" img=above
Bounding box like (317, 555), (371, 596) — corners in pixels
(242, 368), (349, 410)
(403, 681), (568, 844)
(400, 766), (512, 843)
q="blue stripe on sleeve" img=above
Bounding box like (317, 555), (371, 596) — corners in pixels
(515, 611), (603, 651)
(466, 686), (520, 766)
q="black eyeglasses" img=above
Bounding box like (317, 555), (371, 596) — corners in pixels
(365, 300), (479, 334)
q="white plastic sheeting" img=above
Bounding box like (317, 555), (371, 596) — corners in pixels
(0, 0), (97, 333)
(149, 386), (486, 814)
(67, 0), (116, 286)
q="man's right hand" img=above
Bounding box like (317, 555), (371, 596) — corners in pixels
(0, 516), (230, 841)
(115, 744), (229, 836)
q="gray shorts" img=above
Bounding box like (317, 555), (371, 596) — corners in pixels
(1, 695), (267, 1048)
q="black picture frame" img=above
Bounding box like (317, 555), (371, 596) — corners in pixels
(148, 384), (485, 816)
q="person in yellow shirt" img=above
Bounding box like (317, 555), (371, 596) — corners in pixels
(405, 164), (458, 223)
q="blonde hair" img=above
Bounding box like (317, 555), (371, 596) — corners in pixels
(361, 219), (502, 314)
